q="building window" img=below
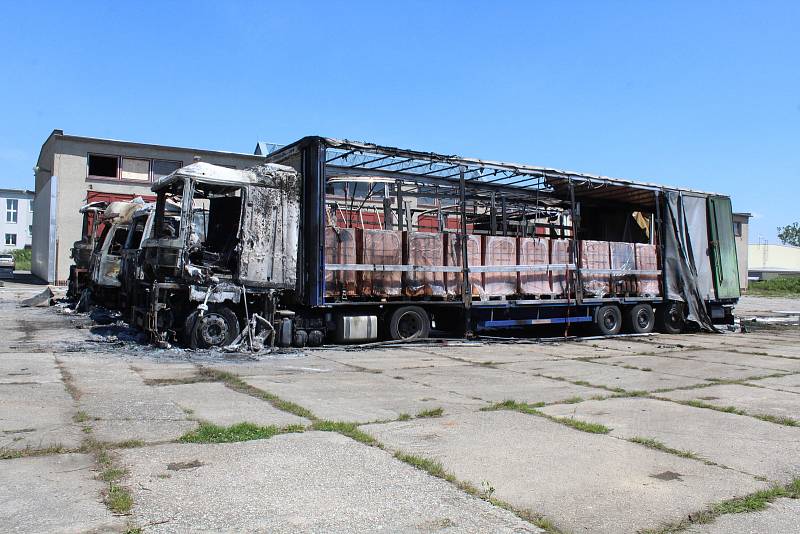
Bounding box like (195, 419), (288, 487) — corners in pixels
(152, 159), (183, 182)
(88, 154), (119, 179)
(28, 225), (32, 236)
(29, 200), (33, 214)
(5, 234), (16, 246)
(121, 158), (151, 181)
(733, 221), (742, 237)
(6, 199), (17, 223)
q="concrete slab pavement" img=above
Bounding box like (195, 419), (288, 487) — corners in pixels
(0, 453), (124, 533)
(120, 431), (541, 533)
(364, 411), (766, 534)
(685, 498), (800, 534)
(589, 353), (784, 381)
(542, 397), (800, 482)
(244, 369), (486, 422)
(661, 383), (800, 421)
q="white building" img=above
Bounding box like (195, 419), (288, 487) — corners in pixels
(33, 130), (265, 284)
(0, 188), (34, 252)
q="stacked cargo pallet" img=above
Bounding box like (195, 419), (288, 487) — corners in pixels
(324, 229), (659, 300)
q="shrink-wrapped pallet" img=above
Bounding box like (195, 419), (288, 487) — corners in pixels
(610, 241), (636, 295)
(444, 233), (483, 296)
(551, 238), (572, 296)
(324, 227), (360, 297)
(635, 243), (660, 296)
(361, 229), (403, 297)
(580, 240), (611, 297)
(324, 227), (337, 296)
(404, 231), (445, 297)
(519, 237), (551, 296)
(483, 236), (517, 297)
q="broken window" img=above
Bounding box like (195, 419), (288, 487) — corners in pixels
(121, 158), (150, 181)
(87, 154), (119, 179)
(125, 218), (147, 249)
(107, 228), (128, 256)
(152, 160), (183, 182)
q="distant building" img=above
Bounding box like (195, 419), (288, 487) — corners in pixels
(732, 212), (750, 291)
(33, 130), (265, 284)
(748, 243), (800, 281)
(0, 188), (35, 252)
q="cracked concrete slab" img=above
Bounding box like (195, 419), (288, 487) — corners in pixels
(312, 347), (469, 371)
(160, 382), (309, 427)
(119, 431), (541, 533)
(661, 383), (800, 422)
(0, 382), (83, 450)
(589, 353), (782, 381)
(661, 349), (800, 374)
(505, 358), (706, 391)
(747, 373), (800, 394)
(395, 364), (602, 404)
(244, 370), (485, 422)
(541, 397), (800, 482)
(686, 498), (800, 533)
(0, 453), (124, 533)
(363, 411), (765, 534)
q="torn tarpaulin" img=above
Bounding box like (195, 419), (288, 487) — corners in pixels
(663, 191), (718, 332)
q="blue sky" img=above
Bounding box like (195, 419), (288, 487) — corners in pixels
(1, 1), (797, 242)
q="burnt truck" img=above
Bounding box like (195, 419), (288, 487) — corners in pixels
(133, 137), (740, 348)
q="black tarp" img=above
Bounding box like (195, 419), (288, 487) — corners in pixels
(663, 191), (718, 332)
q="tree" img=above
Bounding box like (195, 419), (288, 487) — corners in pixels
(777, 223), (800, 247)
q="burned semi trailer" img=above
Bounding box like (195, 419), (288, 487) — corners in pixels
(137, 137), (740, 348)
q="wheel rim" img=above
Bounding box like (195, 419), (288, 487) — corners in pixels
(198, 314), (228, 346)
(397, 311), (423, 339)
(667, 305), (682, 327)
(603, 311), (617, 331)
(636, 309), (651, 329)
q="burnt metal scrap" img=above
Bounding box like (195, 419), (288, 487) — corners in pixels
(65, 136), (741, 352)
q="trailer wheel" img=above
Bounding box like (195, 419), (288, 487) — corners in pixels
(624, 304), (655, 334)
(595, 305), (622, 336)
(656, 301), (685, 334)
(187, 306), (240, 349)
(388, 306), (430, 341)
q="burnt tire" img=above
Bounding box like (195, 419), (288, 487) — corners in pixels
(656, 301), (685, 334)
(624, 304), (655, 334)
(388, 306), (430, 341)
(595, 305), (622, 336)
(186, 306), (240, 349)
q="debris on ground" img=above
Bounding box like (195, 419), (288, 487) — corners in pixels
(20, 287), (55, 307)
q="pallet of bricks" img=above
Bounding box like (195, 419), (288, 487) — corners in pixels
(325, 228), (659, 300)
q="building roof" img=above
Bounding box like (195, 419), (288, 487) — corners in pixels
(43, 129), (265, 160)
(254, 141), (284, 156)
(0, 188), (34, 197)
(153, 161), (296, 190)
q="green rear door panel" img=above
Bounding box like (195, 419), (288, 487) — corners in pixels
(707, 196), (740, 299)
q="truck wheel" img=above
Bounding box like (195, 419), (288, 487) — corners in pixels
(595, 305), (622, 336)
(656, 302), (685, 334)
(624, 304), (654, 334)
(388, 306), (430, 341)
(187, 306), (240, 349)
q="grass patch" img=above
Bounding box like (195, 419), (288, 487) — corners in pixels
(641, 478), (800, 534)
(754, 414), (799, 426)
(416, 407), (444, 418)
(748, 277), (800, 297)
(311, 421), (379, 446)
(12, 248), (31, 271)
(676, 399), (799, 426)
(483, 400), (611, 434)
(179, 422), (304, 444)
(629, 437), (701, 460)
(0, 445), (67, 459)
(143, 375), (215, 386)
(74, 411), (90, 423)
(561, 396), (584, 404)
(99, 467), (128, 482)
(197, 368), (316, 420)
(397, 413), (412, 421)
(106, 483), (133, 514)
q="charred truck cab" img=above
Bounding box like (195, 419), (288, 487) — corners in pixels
(136, 162), (302, 348)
